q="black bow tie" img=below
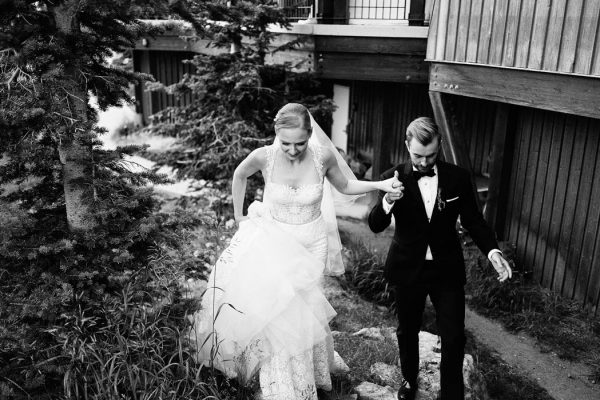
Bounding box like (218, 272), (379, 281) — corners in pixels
(413, 169), (436, 180)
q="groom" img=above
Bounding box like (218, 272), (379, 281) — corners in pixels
(368, 117), (512, 400)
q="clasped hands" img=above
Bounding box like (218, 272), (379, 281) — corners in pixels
(383, 171), (404, 204)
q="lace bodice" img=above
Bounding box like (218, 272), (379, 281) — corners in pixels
(263, 143), (325, 225)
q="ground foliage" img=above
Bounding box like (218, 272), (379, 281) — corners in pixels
(141, 0), (335, 182)
(464, 241), (600, 382)
(0, 1), (222, 398)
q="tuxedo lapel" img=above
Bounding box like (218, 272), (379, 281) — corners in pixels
(402, 163), (428, 221)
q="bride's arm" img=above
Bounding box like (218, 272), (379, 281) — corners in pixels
(323, 148), (402, 195)
(232, 148), (266, 222)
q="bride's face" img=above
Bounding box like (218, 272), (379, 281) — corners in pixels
(277, 127), (312, 161)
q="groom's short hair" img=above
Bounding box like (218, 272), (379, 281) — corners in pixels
(406, 117), (440, 146)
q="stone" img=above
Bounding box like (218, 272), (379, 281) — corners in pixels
(352, 327), (386, 341)
(353, 382), (396, 400)
(354, 330), (487, 399)
(369, 362), (402, 389)
(333, 350), (351, 375)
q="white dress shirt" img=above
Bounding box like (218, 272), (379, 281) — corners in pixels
(382, 165), (500, 261)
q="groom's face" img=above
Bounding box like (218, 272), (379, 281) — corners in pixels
(406, 136), (440, 172)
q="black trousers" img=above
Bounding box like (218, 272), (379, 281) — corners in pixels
(394, 263), (466, 400)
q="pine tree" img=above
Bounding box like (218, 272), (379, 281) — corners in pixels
(144, 0), (335, 182)
(0, 1), (206, 397)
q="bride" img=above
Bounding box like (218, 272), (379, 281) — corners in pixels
(189, 103), (402, 399)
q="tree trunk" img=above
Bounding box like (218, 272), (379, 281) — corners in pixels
(53, 0), (95, 232)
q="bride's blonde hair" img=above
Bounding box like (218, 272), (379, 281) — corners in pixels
(274, 103), (312, 133)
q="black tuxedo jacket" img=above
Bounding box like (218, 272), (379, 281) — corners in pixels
(368, 161), (499, 287)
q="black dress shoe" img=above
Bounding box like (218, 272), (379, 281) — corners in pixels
(398, 379), (417, 400)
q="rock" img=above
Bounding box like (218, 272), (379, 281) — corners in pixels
(355, 331), (487, 399)
(414, 332), (488, 400)
(354, 382), (396, 400)
(463, 354), (489, 400)
(333, 350), (351, 375)
(352, 327), (386, 341)
(369, 362), (402, 388)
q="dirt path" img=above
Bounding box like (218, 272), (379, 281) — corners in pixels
(336, 217), (600, 400)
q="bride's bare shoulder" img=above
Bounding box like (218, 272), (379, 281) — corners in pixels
(319, 146), (338, 168)
(244, 146), (269, 169)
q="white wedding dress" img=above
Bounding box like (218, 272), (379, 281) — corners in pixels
(189, 142), (340, 399)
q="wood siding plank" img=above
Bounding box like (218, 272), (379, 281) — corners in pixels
(575, 0), (600, 74)
(503, 0), (524, 67)
(564, 119), (596, 298)
(558, 0), (585, 73)
(489, 0), (510, 65)
(514, 110), (537, 265)
(503, 111), (524, 241)
(579, 119), (600, 314)
(542, 114), (571, 288)
(484, 103), (510, 230)
(552, 116), (584, 293)
(467, 0), (484, 62)
(435, 0), (452, 61)
(536, 114), (563, 285)
(543, 0), (568, 71)
(506, 112), (530, 247)
(455, 0), (473, 63)
(477, 0), (496, 63)
(426, 0), (440, 60)
(527, 112), (552, 282)
(514, 0), (536, 68)
(445, 0), (462, 61)
(528, 0), (552, 70)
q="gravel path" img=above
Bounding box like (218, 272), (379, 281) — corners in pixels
(336, 216), (600, 400)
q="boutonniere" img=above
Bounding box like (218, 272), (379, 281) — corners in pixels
(437, 188), (446, 211)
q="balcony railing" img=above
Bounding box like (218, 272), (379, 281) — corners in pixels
(348, 0), (409, 21)
(281, 0), (314, 22)
(280, 0), (427, 25)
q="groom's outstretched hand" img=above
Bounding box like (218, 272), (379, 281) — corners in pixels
(490, 252), (513, 282)
(385, 171), (404, 204)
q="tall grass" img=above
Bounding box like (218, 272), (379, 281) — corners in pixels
(53, 285), (221, 400)
(341, 239), (396, 311)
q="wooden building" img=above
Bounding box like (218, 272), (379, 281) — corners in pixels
(427, 0), (600, 316)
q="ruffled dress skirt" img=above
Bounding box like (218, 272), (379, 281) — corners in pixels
(189, 205), (337, 399)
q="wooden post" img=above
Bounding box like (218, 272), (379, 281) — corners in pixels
(409, 0), (426, 26)
(371, 90), (387, 180)
(137, 50), (152, 125)
(485, 103), (514, 237)
(429, 91), (481, 209)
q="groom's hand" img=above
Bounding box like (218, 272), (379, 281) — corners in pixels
(385, 171), (404, 204)
(490, 252), (512, 282)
